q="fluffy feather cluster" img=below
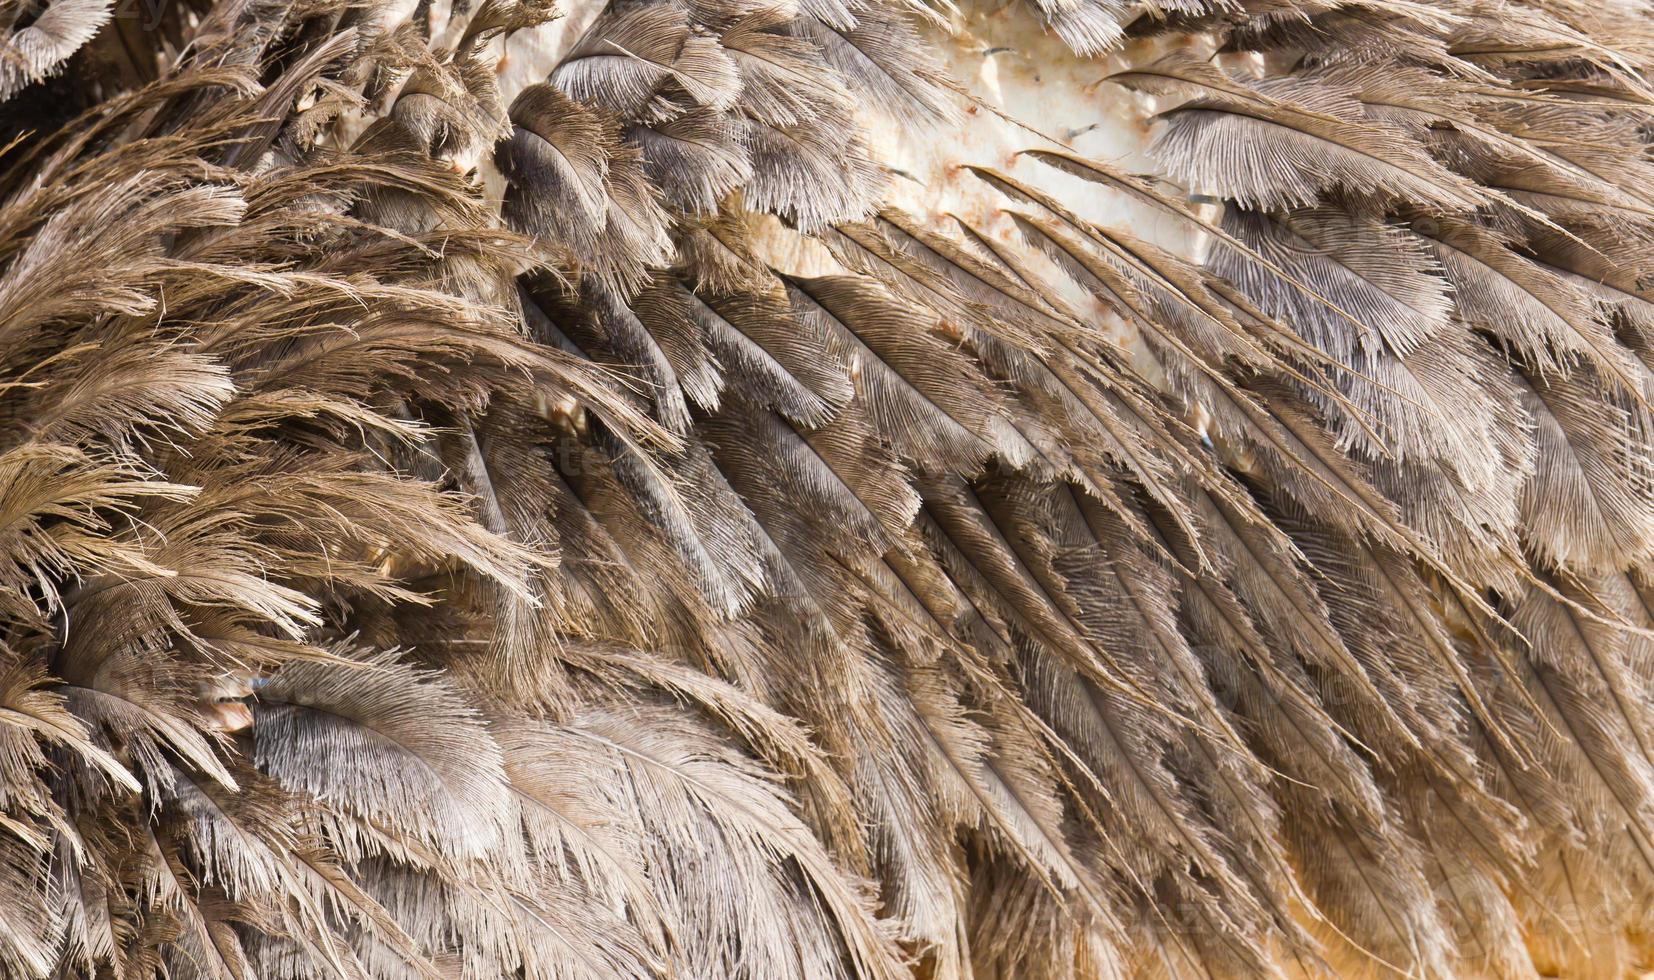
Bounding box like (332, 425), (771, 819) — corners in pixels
(4, 0), (1654, 975)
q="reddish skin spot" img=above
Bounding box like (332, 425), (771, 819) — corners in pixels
(211, 701), (255, 733)
(546, 398), (587, 439)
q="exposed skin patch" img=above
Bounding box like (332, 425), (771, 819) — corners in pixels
(209, 700), (255, 733)
(848, 6), (1218, 397)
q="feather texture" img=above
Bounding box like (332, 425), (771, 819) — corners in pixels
(4, 0), (1654, 975)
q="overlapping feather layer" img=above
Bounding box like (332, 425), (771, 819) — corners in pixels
(2, 0), (1654, 976)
